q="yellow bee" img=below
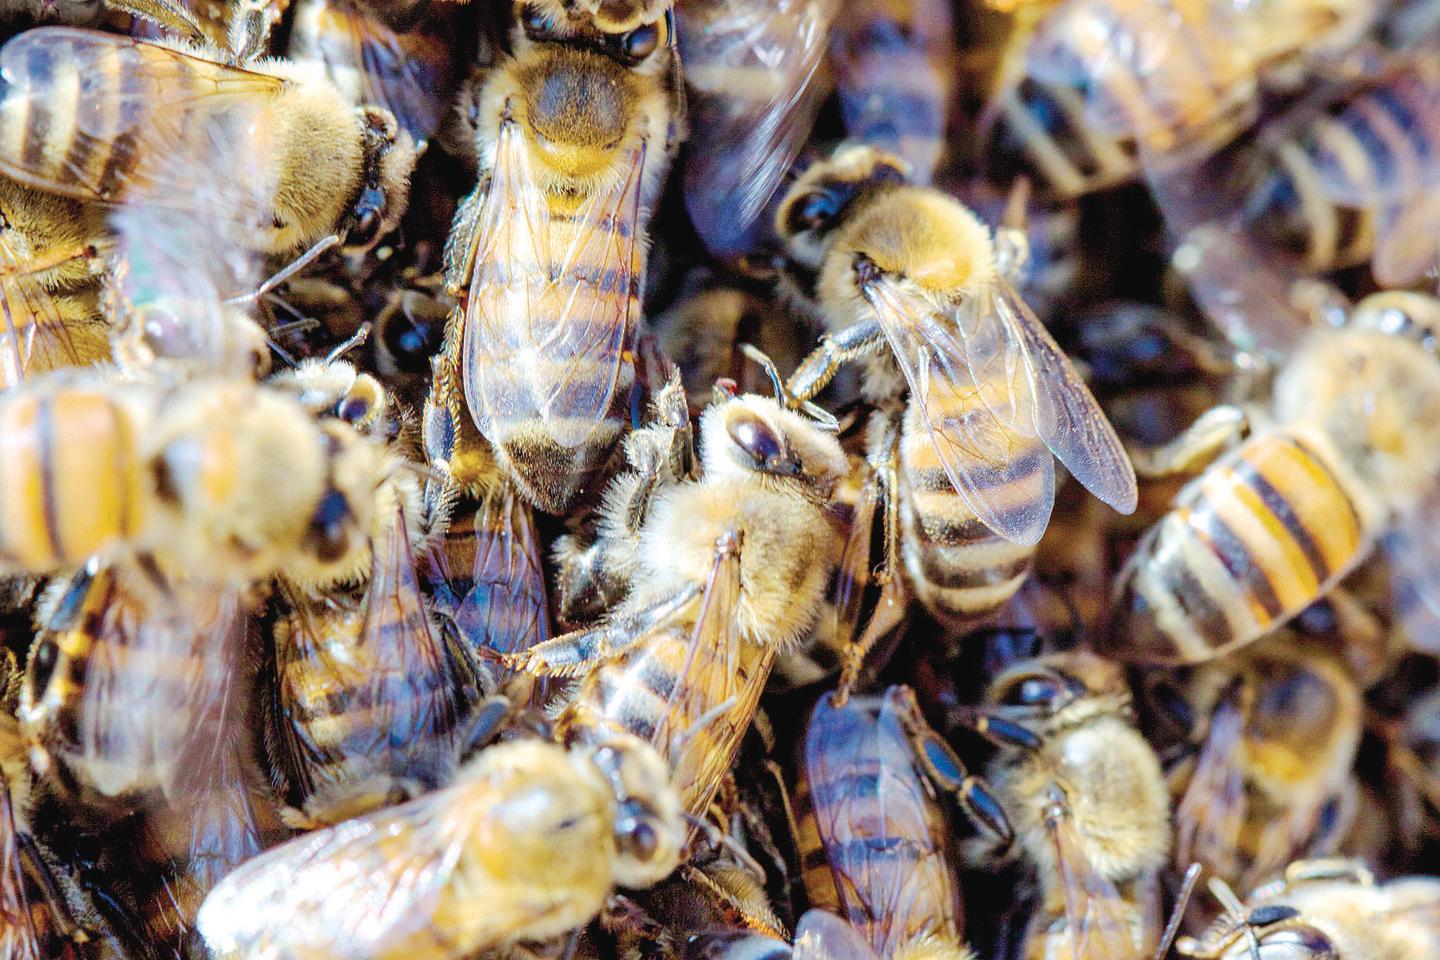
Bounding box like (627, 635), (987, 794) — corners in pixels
(0, 177), (107, 389)
(1108, 291), (1440, 664)
(0, 26), (417, 254)
(970, 652), (1171, 960)
(439, 0), (683, 513)
(1178, 860), (1440, 959)
(770, 144), (1135, 624)
(1167, 635), (1363, 892)
(677, 0), (838, 257)
(509, 393), (846, 818)
(829, 0), (957, 184)
(795, 686), (1001, 960)
(196, 736), (685, 960)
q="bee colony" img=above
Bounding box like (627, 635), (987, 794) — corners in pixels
(2, 0), (1440, 955)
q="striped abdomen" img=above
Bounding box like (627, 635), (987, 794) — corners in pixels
(0, 388), (145, 573)
(466, 188), (642, 514)
(795, 690), (963, 959)
(899, 402), (1036, 625)
(1243, 70), (1438, 271)
(559, 627), (775, 817)
(0, 30), (254, 203)
(1111, 428), (1379, 664)
(980, 75), (1138, 199)
(275, 593), (470, 822)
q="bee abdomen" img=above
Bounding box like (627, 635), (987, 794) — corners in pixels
(0, 388), (144, 571)
(982, 77), (1137, 198)
(1111, 430), (1373, 663)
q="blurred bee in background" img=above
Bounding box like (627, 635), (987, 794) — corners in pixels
(1161, 634), (1363, 893)
(1177, 859), (1440, 958)
(677, 0), (838, 259)
(0, 179), (107, 389)
(287, 0), (466, 148)
(967, 652), (1172, 959)
(509, 393), (846, 818)
(768, 144), (1135, 625)
(197, 736), (686, 960)
(829, 0), (956, 185)
(794, 685), (1006, 960)
(439, 0), (684, 514)
(0, 26), (418, 257)
(266, 500), (480, 829)
(1107, 291), (1440, 666)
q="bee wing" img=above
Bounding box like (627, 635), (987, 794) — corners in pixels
(793, 910), (884, 960)
(355, 503), (469, 763)
(460, 119), (642, 449)
(296, 0), (456, 145)
(1372, 199), (1440, 288)
(464, 488), (552, 670)
(866, 274), (1055, 545)
(0, 716), (43, 960)
(0, 235), (100, 389)
(678, 0), (838, 257)
(1383, 501), (1440, 657)
(990, 279), (1137, 516)
(197, 780), (487, 959)
(804, 694), (954, 958)
(0, 28), (286, 209)
(1023, 0), (1254, 153)
(1172, 693), (1247, 879)
(1048, 812), (1144, 959)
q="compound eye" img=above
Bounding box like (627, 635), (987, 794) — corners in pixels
(999, 673), (1064, 708)
(348, 208), (382, 249)
(620, 20), (659, 59)
(522, 4), (553, 34)
(305, 489), (355, 564)
(789, 190), (840, 235)
(727, 411), (783, 466)
(616, 812), (661, 862)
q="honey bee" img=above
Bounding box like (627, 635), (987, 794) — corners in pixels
(1107, 292), (1440, 665)
(287, 0), (463, 147)
(197, 736), (686, 960)
(0, 177), (107, 389)
(438, 0), (683, 514)
(267, 501), (480, 828)
(794, 685), (1004, 960)
(508, 393), (846, 818)
(0, 26), (418, 255)
(829, 0), (956, 184)
(1177, 859), (1440, 958)
(769, 144), (1135, 624)
(969, 652), (1172, 959)
(0, 372), (393, 588)
(1165, 635), (1363, 892)
(421, 376), (553, 674)
(677, 0), (838, 258)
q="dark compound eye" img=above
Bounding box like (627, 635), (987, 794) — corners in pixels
(620, 21), (659, 59)
(523, 4), (553, 33)
(1001, 674), (1064, 707)
(727, 412), (783, 466)
(348, 208), (382, 249)
(337, 395), (371, 424)
(28, 638), (59, 696)
(305, 489), (354, 563)
(794, 191), (840, 232)
(616, 806), (660, 862)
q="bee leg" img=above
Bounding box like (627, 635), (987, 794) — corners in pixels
(508, 583), (701, 677)
(102, 0), (205, 43)
(890, 687), (1015, 847)
(955, 706), (1044, 752)
(1128, 404), (1250, 479)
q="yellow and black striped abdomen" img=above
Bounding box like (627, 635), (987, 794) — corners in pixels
(0, 387), (145, 573)
(560, 626), (773, 817)
(1112, 429), (1376, 664)
(899, 402), (1036, 625)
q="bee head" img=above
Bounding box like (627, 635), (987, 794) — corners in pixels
(345, 107), (418, 252)
(586, 737), (683, 888)
(776, 144), (910, 272)
(702, 395), (846, 498)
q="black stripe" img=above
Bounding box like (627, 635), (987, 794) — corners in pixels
(36, 397), (63, 562)
(916, 551), (1031, 589)
(1194, 507), (1284, 620)
(1289, 436), (1362, 532)
(96, 49), (145, 199)
(1167, 555), (1234, 650)
(1370, 86), (1431, 165)
(1232, 456), (1330, 582)
(1022, 79), (1102, 180)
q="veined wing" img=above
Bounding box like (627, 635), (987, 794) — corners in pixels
(1048, 805), (1144, 959)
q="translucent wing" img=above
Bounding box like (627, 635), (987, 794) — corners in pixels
(196, 778), (488, 959)
(864, 273), (1055, 545)
(293, 0), (457, 145)
(0, 236), (103, 389)
(1024, 0), (1255, 154)
(793, 910), (883, 960)
(804, 693), (958, 958)
(678, 0), (838, 256)
(353, 503), (469, 767)
(461, 119), (642, 449)
(1048, 810), (1146, 959)
(458, 488), (551, 682)
(991, 279), (1137, 515)
(1309, 64), (1440, 208)
(1383, 500), (1440, 656)
(1172, 692), (1247, 881)
(0, 28), (285, 210)
(1372, 199), (1440, 288)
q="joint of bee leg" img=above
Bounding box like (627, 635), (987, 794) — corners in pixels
(961, 777), (1014, 847)
(969, 713), (1042, 751)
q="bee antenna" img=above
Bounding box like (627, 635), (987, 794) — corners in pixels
(682, 812), (768, 880)
(267, 339), (300, 369)
(1206, 877), (1260, 960)
(225, 235), (340, 306)
(326, 323), (373, 364)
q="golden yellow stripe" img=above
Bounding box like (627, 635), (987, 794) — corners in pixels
(1223, 474), (1320, 610)
(1260, 438), (1362, 575)
(50, 392), (127, 561)
(0, 397), (55, 569)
